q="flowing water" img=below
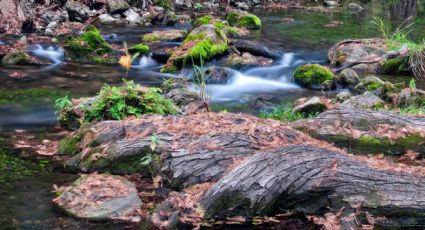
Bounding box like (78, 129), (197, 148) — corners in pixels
(1, 1), (425, 228)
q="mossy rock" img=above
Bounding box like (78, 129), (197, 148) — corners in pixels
(1, 51), (30, 65)
(128, 44), (150, 55)
(382, 58), (410, 75)
(226, 11), (261, 29)
(63, 26), (116, 63)
(58, 134), (82, 155)
(161, 25), (228, 73)
(193, 15), (214, 27)
(293, 64), (335, 90)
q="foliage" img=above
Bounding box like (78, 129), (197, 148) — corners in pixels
(84, 80), (177, 121)
(152, 0), (172, 9)
(142, 33), (161, 42)
(259, 105), (319, 122)
(55, 96), (72, 111)
(293, 64), (334, 87)
(193, 15), (213, 27)
(191, 55), (208, 102)
(128, 44), (150, 55)
(409, 78), (416, 91)
(399, 104), (425, 115)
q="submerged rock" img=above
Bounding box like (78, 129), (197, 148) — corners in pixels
(54, 173), (141, 222)
(226, 10), (261, 29)
(202, 66), (231, 84)
(161, 25), (228, 72)
(142, 30), (187, 42)
(293, 64), (335, 90)
(226, 52), (273, 67)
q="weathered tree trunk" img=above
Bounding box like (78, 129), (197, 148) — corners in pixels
(202, 144), (425, 227)
(0, 0), (26, 34)
(292, 106), (425, 155)
(62, 112), (313, 188)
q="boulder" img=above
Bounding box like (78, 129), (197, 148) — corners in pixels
(107, 0), (130, 14)
(63, 26), (116, 63)
(328, 39), (386, 74)
(226, 52), (273, 67)
(292, 96), (327, 114)
(340, 91), (386, 109)
(99, 14), (117, 24)
(293, 64), (335, 90)
(225, 10), (261, 29)
(337, 68), (360, 88)
(348, 3), (364, 11)
(142, 30), (187, 42)
(65, 0), (91, 22)
(42, 10), (69, 25)
(161, 25), (228, 73)
(53, 173), (142, 222)
(202, 66), (231, 84)
(353, 75), (399, 99)
(123, 8), (141, 24)
(1, 50), (30, 65)
(292, 106), (425, 155)
(230, 39), (280, 59)
(175, 0), (192, 9)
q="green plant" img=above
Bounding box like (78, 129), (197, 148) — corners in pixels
(150, 133), (158, 152)
(400, 104), (424, 115)
(84, 80), (176, 121)
(409, 78), (417, 91)
(55, 96), (72, 111)
(191, 55), (208, 102)
(259, 105), (319, 122)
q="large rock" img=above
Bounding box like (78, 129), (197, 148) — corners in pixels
(328, 39), (386, 74)
(336, 68), (360, 89)
(123, 9), (141, 24)
(292, 106), (425, 155)
(225, 10), (261, 29)
(161, 25), (228, 72)
(292, 96), (327, 114)
(230, 39), (280, 59)
(340, 91), (386, 109)
(107, 0), (130, 14)
(1, 50), (30, 65)
(293, 64), (335, 90)
(353, 75), (400, 99)
(53, 173), (142, 222)
(65, 0), (91, 22)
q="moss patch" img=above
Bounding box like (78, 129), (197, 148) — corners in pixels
(294, 64), (334, 88)
(382, 58), (409, 75)
(193, 15), (213, 27)
(63, 26), (115, 63)
(128, 44), (150, 55)
(226, 12), (261, 29)
(58, 135), (82, 155)
(0, 87), (66, 105)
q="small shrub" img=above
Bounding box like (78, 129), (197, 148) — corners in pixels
(84, 80), (177, 121)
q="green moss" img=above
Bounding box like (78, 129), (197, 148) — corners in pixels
(152, 0), (172, 10)
(225, 26), (242, 36)
(193, 15), (213, 27)
(294, 64), (334, 88)
(160, 64), (177, 73)
(226, 12), (261, 29)
(58, 135), (82, 155)
(214, 21), (225, 29)
(142, 34), (161, 42)
(1, 52), (29, 65)
(64, 26), (114, 63)
(183, 28), (228, 62)
(128, 44), (150, 55)
(382, 58), (409, 74)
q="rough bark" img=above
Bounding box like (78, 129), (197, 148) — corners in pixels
(292, 106), (425, 154)
(63, 112), (313, 188)
(230, 39), (281, 59)
(202, 144), (425, 226)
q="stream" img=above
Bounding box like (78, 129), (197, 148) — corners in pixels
(1, 1), (425, 229)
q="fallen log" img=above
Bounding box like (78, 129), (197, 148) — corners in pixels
(292, 106), (425, 155)
(202, 144), (425, 227)
(61, 112), (313, 188)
